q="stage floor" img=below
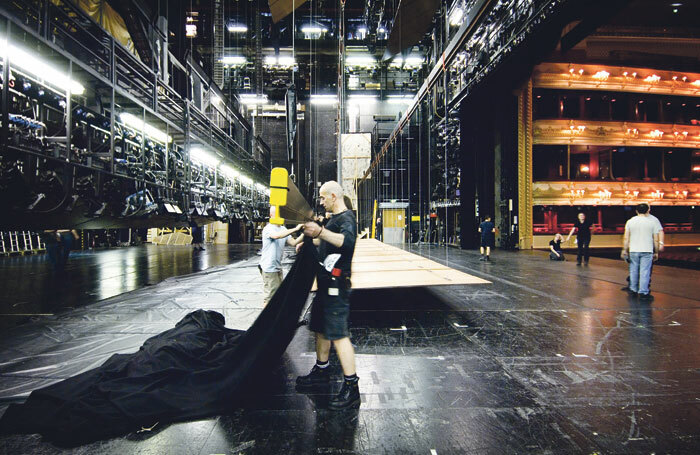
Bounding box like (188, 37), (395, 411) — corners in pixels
(1, 243), (700, 453)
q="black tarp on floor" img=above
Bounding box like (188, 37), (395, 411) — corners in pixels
(0, 240), (318, 446)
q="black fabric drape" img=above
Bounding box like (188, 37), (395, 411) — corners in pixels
(0, 239), (319, 446)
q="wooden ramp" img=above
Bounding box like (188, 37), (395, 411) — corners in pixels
(348, 239), (490, 289)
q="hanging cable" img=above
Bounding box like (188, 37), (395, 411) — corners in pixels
(443, 5), (449, 249)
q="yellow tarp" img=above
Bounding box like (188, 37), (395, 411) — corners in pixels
(54, 0), (139, 59)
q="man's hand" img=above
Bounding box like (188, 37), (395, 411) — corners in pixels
(296, 242), (304, 253)
(303, 222), (322, 239)
(295, 224), (304, 232)
(621, 250), (629, 260)
(653, 253), (659, 262)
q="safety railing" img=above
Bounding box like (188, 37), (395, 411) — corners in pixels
(115, 44), (155, 109)
(48, 0), (112, 81)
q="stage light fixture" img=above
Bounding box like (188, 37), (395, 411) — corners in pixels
(2, 41), (85, 95)
(221, 165), (240, 179)
(119, 113), (171, 143)
(190, 147), (220, 167)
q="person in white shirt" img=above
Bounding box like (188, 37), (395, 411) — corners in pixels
(622, 207), (664, 292)
(260, 206), (304, 306)
(621, 203), (662, 300)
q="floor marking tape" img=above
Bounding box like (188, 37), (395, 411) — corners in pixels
(390, 326), (407, 331)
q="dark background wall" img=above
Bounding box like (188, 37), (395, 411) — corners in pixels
(257, 102), (408, 201)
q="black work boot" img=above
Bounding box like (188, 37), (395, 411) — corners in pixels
(296, 365), (331, 388)
(329, 379), (360, 410)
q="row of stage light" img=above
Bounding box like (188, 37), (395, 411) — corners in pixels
(237, 93), (415, 106)
(1, 40), (268, 196)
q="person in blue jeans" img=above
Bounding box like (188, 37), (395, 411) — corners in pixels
(621, 203), (661, 301)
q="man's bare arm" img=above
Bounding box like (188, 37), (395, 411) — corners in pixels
(270, 225), (303, 240)
(287, 233), (304, 246)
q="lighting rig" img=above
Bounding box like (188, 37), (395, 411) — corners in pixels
(433, 113), (461, 203)
(0, 39), (269, 230)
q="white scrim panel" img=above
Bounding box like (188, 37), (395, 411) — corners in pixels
(340, 133), (371, 210)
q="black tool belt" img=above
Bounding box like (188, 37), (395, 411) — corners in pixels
(317, 267), (352, 291)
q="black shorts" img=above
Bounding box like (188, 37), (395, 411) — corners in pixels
(309, 285), (351, 341)
(481, 236), (494, 248)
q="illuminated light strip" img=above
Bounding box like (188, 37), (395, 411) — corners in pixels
(2, 41), (85, 95)
(196, 156), (267, 193)
(190, 147), (220, 167)
(345, 55), (377, 66)
(310, 94), (338, 105)
(239, 94), (269, 105)
(300, 26), (328, 34)
(220, 164), (239, 179)
(263, 55), (296, 66)
(220, 56), (246, 65)
(227, 24), (247, 33)
(119, 112), (172, 143)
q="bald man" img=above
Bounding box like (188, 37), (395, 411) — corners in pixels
(260, 206), (304, 306)
(296, 181), (360, 410)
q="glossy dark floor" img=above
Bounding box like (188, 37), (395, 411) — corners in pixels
(1, 244), (700, 454)
(0, 244), (259, 330)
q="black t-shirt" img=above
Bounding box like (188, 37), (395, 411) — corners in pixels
(319, 210), (357, 276)
(549, 240), (562, 252)
(480, 221), (495, 238)
(573, 219), (593, 239)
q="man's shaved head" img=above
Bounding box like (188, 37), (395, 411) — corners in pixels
(319, 181), (347, 213)
(269, 206), (276, 218)
(320, 181), (344, 198)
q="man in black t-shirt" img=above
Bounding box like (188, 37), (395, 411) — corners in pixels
(296, 181), (360, 410)
(566, 212), (593, 265)
(549, 233), (565, 261)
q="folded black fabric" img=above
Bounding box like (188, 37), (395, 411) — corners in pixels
(0, 239), (318, 446)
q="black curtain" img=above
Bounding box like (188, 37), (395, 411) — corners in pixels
(0, 239), (319, 447)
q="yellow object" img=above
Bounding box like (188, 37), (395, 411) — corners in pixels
(270, 205), (285, 226)
(269, 168), (289, 225)
(61, 0), (139, 59)
(269, 0), (309, 23)
(382, 209), (405, 228)
(518, 79), (534, 249)
(371, 199), (378, 239)
(411, 215), (420, 222)
(270, 168), (289, 207)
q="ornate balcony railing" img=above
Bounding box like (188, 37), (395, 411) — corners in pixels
(533, 181), (700, 206)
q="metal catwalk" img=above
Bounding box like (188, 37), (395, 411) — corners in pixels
(1, 245), (700, 453)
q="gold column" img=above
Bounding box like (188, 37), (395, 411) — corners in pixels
(518, 79), (534, 249)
